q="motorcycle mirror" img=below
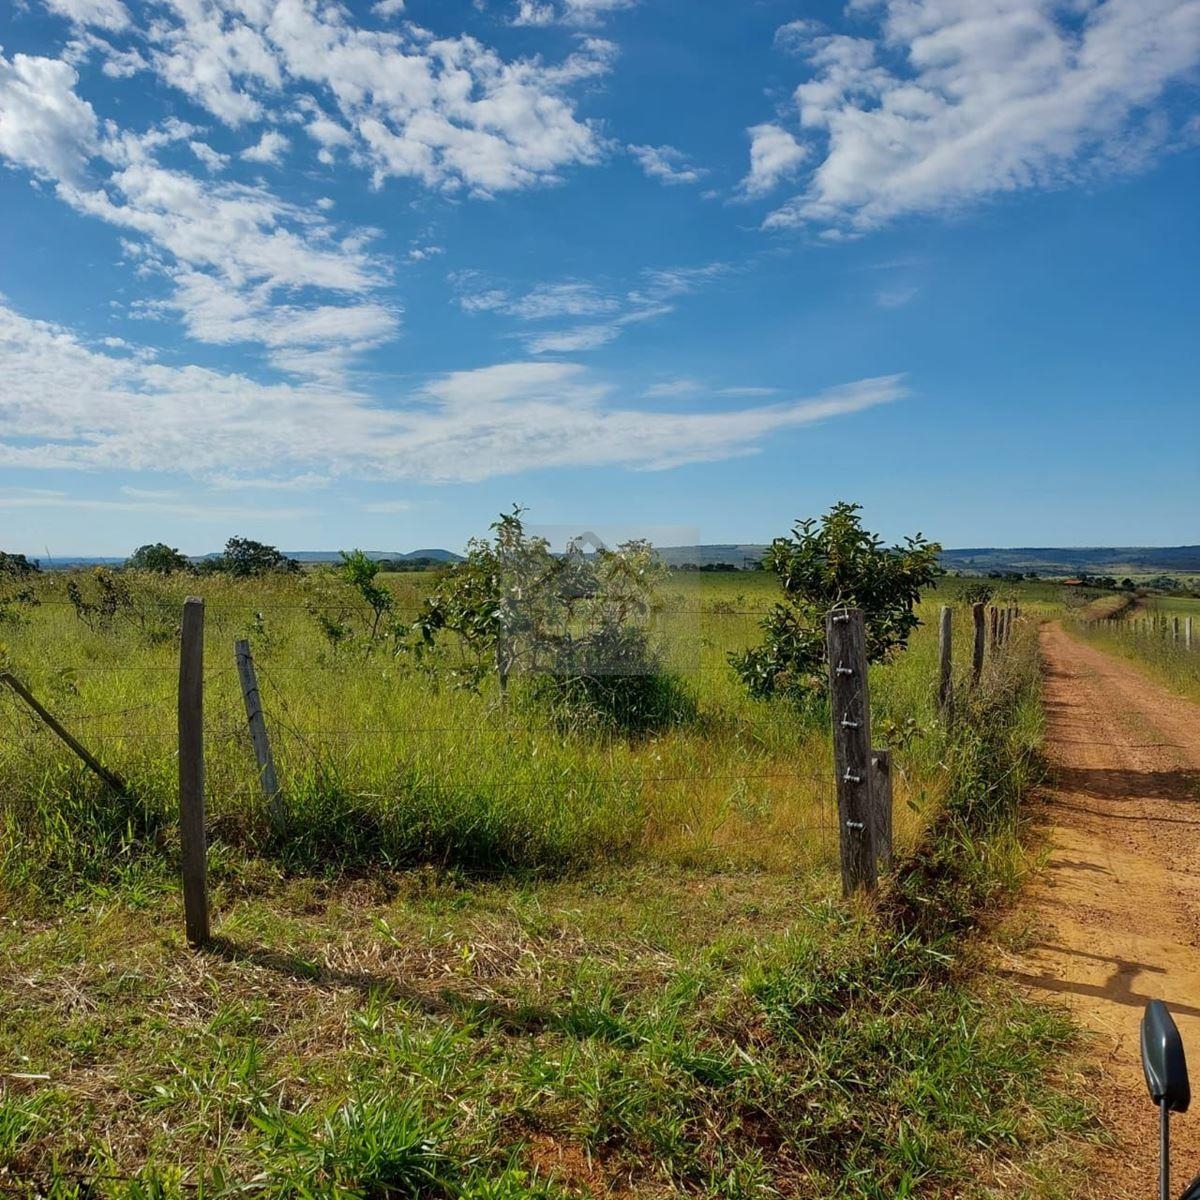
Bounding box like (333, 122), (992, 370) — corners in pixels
(1178, 1175), (1200, 1200)
(1143, 999), (1191, 1113)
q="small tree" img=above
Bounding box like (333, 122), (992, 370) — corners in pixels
(127, 542), (191, 574)
(203, 537), (300, 577)
(0, 552), (39, 578)
(0, 552), (40, 623)
(730, 502), (941, 703)
(411, 508), (689, 731)
(337, 549), (395, 642)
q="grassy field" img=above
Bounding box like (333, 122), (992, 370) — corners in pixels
(0, 570), (1095, 1197)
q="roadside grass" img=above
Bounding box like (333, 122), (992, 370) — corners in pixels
(1068, 597), (1200, 704)
(0, 584), (1099, 1198)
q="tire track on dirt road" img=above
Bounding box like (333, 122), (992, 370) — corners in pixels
(1007, 622), (1200, 1197)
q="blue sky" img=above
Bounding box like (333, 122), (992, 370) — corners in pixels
(0, 0), (1197, 557)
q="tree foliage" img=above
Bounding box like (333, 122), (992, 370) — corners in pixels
(411, 508), (690, 731)
(127, 542), (191, 574)
(730, 502), (941, 703)
(0, 552), (40, 624)
(200, 537), (300, 577)
(0, 552), (40, 578)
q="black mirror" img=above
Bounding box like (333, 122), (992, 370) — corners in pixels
(1143, 999), (1191, 1113)
(1179, 1175), (1200, 1200)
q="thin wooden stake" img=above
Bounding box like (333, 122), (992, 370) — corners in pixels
(937, 605), (953, 721)
(0, 672), (126, 793)
(870, 748), (893, 872)
(971, 603), (985, 685)
(179, 597), (210, 948)
(989, 606), (999, 653)
(234, 639), (282, 826)
(827, 608), (877, 896)
(1188, 617), (1194, 652)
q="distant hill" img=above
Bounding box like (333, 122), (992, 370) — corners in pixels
(282, 548), (464, 564)
(656, 544), (770, 568)
(940, 546), (1200, 575)
(28, 545), (1200, 576)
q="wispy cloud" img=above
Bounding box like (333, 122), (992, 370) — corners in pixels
(751, 1), (1200, 234)
(629, 143), (706, 186)
(511, 0), (636, 27)
(876, 285), (918, 309)
(0, 300), (904, 484)
(453, 263), (731, 354)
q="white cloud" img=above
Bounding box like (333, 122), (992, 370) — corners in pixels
(241, 129), (289, 165)
(643, 378), (702, 398)
(372, 0), (406, 17)
(0, 51), (395, 378)
(0, 53), (99, 182)
(43, 0), (130, 31)
(759, 0), (1200, 233)
(0, 300), (904, 484)
(453, 264), (730, 354)
(188, 140), (230, 171)
(523, 324), (622, 353)
(629, 143), (706, 186)
(512, 0), (636, 27)
(774, 19), (820, 55)
(60, 0), (612, 195)
(739, 123), (807, 197)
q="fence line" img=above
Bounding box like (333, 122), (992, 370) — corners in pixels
(1, 595), (1032, 934)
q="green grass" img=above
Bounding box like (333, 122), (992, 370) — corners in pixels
(0, 572), (1097, 1197)
(0, 570), (1025, 888)
(1068, 593), (1200, 703)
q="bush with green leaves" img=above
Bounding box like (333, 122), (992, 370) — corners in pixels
(731, 501), (941, 703)
(0, 552), (40, 624)
(411, 508), (691, 731)
(199, 537), (300, 578)
(127, 542), (192, 574)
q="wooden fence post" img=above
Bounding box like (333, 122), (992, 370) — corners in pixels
(827, 608), (877, 896)
(179, 597), (210, 948)
(870, 749), (893, 872)
(937, 605), (953, 721)
(0, 672), (126, 793)
(971, 603), (985, 684)
(1173, 617), (1181, 643)
(1188, 617), (1194, 652)
(989, 606), (999, 653)
(234, 639), (282, 827)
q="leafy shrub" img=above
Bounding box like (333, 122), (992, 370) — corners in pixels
(731, 502), (940, 704)
(411, 508), (690, 733)
(126, 542), (192, 574)
(199, 537), (300, 577)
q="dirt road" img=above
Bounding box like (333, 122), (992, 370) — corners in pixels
(1009, 623), (1200, 1195)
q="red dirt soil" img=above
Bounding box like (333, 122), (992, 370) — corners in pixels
(1009, 622), (1200, 1197)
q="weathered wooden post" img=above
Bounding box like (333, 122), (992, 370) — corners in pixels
(827, 608), (877, 896)
(1173, 617), (1181, 644)
(0, 673), (126, 793)
(989, 606), (999, 654)
(179, 597), (210, 948)
(971, 603), (985, 684)
(938, 605), (953, 721)
(235, 639), (282, 827)
(869, 749), (893, 872)
(1187, 617), (1194, 652)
